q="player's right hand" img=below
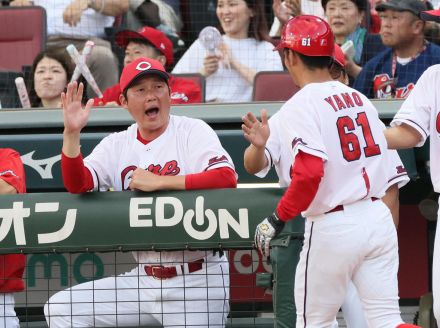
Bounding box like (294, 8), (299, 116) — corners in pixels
(61, 82), (93, 134)
(241, 109), (270, 149)
(254, 212), (285, 257)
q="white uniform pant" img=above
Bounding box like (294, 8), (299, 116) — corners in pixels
(0, 293), (19, 328)
(44, 254), (229, 327)
(295, 198), (404, 328)
(341, 281), (368, 328)
(432, 198), (440, 324)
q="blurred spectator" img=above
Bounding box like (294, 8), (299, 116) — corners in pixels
(322, 0), (386, 80)
(422, 0), (440, 43)
(369, 0), (382, 33)
(9, 0), (125, 98)
(353, 0), (440, 99)
(94, 26), (201, 106)
(270, 0), (325, 37)
(126, 0), (183, 39)
(28, 49), (74, 108)
(0, 148), (26, 328)
(172, 0), (283, 103)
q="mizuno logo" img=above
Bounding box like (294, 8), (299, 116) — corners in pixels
(21, 151), (61, 180)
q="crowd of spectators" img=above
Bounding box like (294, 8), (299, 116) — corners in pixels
(1, 0), (440, 107)
(353, 0), (440, 99)
(172, 0), (283, 102)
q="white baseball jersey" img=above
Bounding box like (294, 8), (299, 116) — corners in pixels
(269, 81), (404, 327)
(258, 106), (409, 190)
(391, 65), (440, 325)
(391, 64), (440, 192)
(276, 81), (390, 217)
(83, 115), (235, 264)
(255, 108), (409, 327)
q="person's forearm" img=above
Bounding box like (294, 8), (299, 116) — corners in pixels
(346, 61), (362, 79)
(244, 145), (268, 175)
(0, 179), (18, 194)
(62, 131), (81, 158)
(89, 0), (129, 16)
(384, 125), (423, 149)
(231, 59), (256, 85)
(155, 175), (186, 190)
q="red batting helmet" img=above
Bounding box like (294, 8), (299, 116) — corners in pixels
(275, 15), (334, 57)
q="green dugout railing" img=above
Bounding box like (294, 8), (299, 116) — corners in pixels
(0, 188), (287, 254)
(0, 99), (424, 191)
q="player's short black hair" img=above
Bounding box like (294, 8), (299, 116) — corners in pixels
(299, 53), (333, 70)
(284, 49), (333, 70)
(322, 0), (367, 12)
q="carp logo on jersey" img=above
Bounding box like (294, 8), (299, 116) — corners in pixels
(171, 92), (189, 102)
(121, 160), (181, 190)
(208, 155), (228, 166)
(373, 74), (414, 99)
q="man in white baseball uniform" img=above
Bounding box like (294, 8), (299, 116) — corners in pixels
(43, 57), (237, 327)
(242, 43), (410, 327)
(247, 15), (420, 327)
(384, 8), (440, 325)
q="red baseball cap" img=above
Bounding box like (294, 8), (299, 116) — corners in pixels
(333, 44), (345, 67)
(119, 57), (170, 93)
(116, 26), (174, 65)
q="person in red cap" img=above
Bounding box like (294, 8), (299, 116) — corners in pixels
(384, 8), (440, 327)
(94, 26), (202, 107)
(242, 15), (418, 327)
(329, 44), (349, 84)
(43, 57), (236, 327)
(0, 148), (26, 328)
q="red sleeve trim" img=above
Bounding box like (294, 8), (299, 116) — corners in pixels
(185, 167), (237, 190)
(61, 152), (94, 193)
(276, 151), (324, 221)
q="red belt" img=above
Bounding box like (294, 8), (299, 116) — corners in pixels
(145, 259), (204, 280)
(326, 197), (379, 214)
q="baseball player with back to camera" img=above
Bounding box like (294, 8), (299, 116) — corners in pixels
(384, 7), (440, 326)
(243, 42), (410, 327)
(247, 15), (420, 328)
(0, 149), (26, 328)
(43, 57), (237, 327)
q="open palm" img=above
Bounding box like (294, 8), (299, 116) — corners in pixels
(61, 82), (94, 134)
(242, 109), (270, 148)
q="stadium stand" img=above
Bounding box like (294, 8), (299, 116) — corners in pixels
(252, 71), (299, 101)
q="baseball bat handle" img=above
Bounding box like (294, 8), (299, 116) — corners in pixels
(15, 77), (31, 108)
